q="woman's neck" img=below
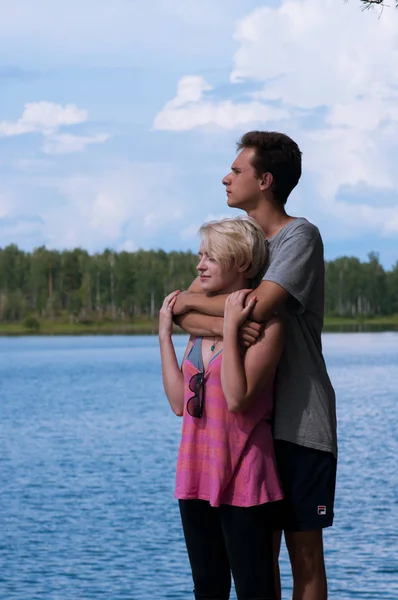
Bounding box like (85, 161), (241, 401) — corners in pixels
(210, 276), (249, 296)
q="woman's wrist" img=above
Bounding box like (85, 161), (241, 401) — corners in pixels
(159, 331), (173, 342)
(223, 320), (239, 338)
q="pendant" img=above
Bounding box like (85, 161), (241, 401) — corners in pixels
(211, 344), (215, 351)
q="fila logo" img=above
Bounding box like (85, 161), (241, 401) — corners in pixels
(318, 505), (327, 516)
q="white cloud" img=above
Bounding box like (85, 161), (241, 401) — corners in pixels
(118, 240), (137, 253)
(180, 225), (199, 241)
(4, 163), (189, 251)
(231, 1), (398, 111)
(180, 212), (234, 242)
(229, 0), (398, 205)
(171, 76), (213, 108)
(0, 102), (110, 155)
(153, 76), (289, 131)
(0, 102), (87, 136)
(2, 0), (397, 258)
(153, 0), (398, 238)
(144, 208), (182, 229)
(42, 133), (110, 155)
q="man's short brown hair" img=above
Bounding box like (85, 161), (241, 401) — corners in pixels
(237, 131), (302, 205)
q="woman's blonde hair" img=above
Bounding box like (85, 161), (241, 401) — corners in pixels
(199, 216), (268, 288)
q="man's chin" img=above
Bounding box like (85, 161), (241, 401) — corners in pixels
(227, 197), (242, 210)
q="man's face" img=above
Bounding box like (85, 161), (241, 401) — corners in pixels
(222, 148), (262, 211)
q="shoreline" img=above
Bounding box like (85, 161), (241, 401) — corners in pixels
(1, 316), (397, 336)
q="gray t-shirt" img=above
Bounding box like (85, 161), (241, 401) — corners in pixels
(264, 217), (337, 457)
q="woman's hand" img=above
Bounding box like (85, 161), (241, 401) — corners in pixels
(159, 290), (180, 339)
(224, 290), (258, 332)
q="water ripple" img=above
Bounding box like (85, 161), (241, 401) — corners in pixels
(0, 333), (397, 599)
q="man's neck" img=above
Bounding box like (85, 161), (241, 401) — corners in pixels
(246, 202), (295, 239)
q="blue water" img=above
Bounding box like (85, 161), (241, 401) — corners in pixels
(0, 333), (397, 599)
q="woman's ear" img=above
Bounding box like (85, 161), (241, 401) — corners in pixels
(237, 263), (250, 275)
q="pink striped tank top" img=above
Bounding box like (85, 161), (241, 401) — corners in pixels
(175, 339), (283, 508)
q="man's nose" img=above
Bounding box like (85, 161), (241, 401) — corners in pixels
(222, 173), (230, 186)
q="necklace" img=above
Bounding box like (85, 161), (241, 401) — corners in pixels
(211, 337), (221, 352)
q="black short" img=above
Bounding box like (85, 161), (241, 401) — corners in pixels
(274, 440), (337, 532)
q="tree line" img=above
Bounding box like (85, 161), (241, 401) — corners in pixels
(0, 245), (397, 324)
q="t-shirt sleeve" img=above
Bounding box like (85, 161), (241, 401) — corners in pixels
(263, 229), (323, 313)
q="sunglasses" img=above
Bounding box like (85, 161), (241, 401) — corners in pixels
(187, 372), (205, 418)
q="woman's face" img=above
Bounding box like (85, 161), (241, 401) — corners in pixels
(196, 241), (245, 294)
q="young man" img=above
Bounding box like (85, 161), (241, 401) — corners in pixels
(172, 131), (337, 600)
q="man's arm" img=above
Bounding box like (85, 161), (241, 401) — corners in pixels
(172, 275), (286, 340)
(174, 311), (224, 337)
(174, 310), (263, 346)
(174, 280), (290, 322)
(173, 276), (224, 336)
(173, 290), (228, 317)
(174, 222), (322, 330)
(247, 281), (290, 322)
(172, 276), (226, 317)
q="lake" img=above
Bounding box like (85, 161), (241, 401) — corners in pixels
(0, 333), (397, 599)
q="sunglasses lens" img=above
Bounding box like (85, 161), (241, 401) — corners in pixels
(189, 373), (201, 393)
(187, 374), (204, 418)
(187, 396), (201, 418)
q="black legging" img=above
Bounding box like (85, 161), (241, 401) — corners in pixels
(179, 499), (278, 600)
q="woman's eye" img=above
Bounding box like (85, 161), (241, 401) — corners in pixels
(208, 257), (217, 263)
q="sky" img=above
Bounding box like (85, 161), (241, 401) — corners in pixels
(1, 0), (398, 267)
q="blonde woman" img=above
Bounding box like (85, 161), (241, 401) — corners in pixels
(159, 217), (284, 600)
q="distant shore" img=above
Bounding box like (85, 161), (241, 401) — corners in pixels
(0, 315), (398, 336)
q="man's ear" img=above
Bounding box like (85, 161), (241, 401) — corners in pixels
(259, 172), (273, 191)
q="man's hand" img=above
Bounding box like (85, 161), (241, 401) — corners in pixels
(239, 319), (264, 348)
(172, 291), (193, 316)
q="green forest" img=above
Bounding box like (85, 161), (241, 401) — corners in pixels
(0, 244), (397, 334)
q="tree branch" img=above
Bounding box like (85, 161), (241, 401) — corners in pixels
(360, 0), (398, 8)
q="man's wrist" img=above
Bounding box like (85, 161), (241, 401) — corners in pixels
(214, 320), (224, 337)
(184, 291), (201, 312)
(173, 290), (197, 315)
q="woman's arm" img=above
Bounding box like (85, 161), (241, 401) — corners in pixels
(159, 291), (189, 416)
(221, 291), (284, 413)
(159, 336), (185, 416)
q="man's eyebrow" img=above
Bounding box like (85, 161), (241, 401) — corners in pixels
(231, 166), (241, 173)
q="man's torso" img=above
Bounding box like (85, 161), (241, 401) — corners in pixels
(264, 218), (337, 456)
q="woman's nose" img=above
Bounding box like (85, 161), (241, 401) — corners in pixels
(196, 257), (205, 271)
